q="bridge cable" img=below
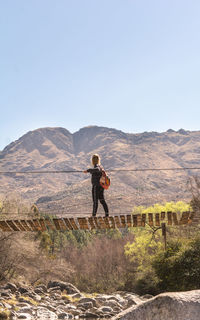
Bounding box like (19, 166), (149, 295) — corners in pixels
(1, 167), (200, 174)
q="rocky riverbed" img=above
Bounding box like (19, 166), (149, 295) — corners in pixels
(0, 281), (149, 319)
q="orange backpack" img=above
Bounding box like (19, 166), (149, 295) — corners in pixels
(100, 169), (111, 190)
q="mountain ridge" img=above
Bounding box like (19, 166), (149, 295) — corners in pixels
(1, 126), (194, 155)
(0, 126), (199, 214)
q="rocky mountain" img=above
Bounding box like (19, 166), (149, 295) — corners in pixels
(0, 126), (200, 215)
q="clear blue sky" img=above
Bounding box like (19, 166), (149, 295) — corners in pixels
(1, 0), (200, 150)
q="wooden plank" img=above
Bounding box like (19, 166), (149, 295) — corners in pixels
(161, 211), (165, 220)
(63, 218), (73, 230)
(78, 218), (89, 230)
(58, 218), (68, 231)
(20, 220), (32, 231)
(94, 217), (101, 229)
(109, 216), (115, 229)
(39, 219), (47, 231)
(142, 214), (146, 227)
(87, 217), (96, 229)
(133, 215), (137, 227)
(88, 217), (96, 230)
(137, 214), (142, 227)
(103, 217), (110, 229)
(60, 218), (69, 231)
(26, 220), (38, 231)
(155, 213), (160, 226)
(44, 219), (56, 230)
(148, 213), (153, 226)
(180, 211), (190, 225)
(6, 220), (21, 231)
(69, 218), (79, 230)
(53, 218), (62, 230)
(188, 212), (194, 224)
(189, 212), (199, 224)
(167, 212), (172, 225)
(32, 219), (43, 231)
(120, 215), (126, 228)
(183, 211), (190, 225)
(172, 212), (179, 225)
(97, 217), (106, 229)
(0, 221), (12, 232)
(126, 215), (132, 227)
(13, 220), (27, 231)
(114, 216), (121, 228)
(24, 220), (35, 231)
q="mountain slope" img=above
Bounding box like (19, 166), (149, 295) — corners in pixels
(0, 126), (199, 214)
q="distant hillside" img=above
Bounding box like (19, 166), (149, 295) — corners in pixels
(0, 126), (199, 215)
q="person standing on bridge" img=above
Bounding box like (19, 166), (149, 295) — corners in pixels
(84, 154), (109, 217)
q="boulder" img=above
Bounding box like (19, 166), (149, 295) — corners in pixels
(70, 292), (83, 299)
(77, 302), (93, 310)
(35, 284), (47, 292)
(0, 310), (10, 319)
(4, 283), (17, 293)
(141, 294), (154, 300)
(125, 294), (143, 307)
(0, 291), (12, 299)
(49, 286), (62, 293)
(45, 305), (57, 313)
(112, 290), (200, 320)
(84, 311), (99, 318)
(99, 306), (113, 313)
(78, 297), (97, 307)
(47, 281), (80, 294)
(17, 314), (32, 320)
(36, 307), (58, 319)
(103, 299), (123, 309)
(18, 287), (29, 295)
(18, 307), (35, 314)
(58, 312), (73, 319)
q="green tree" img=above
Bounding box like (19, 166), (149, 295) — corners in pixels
(152, 236), (200, 292)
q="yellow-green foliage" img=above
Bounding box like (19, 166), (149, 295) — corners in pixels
(125, 227), (163, 277)
(5, 296), (17, 306)
(61, 293), (80, 303)
(84, 292), (98, 298)
(132, 201), (190, 214)
(20, 296), (38, 306)
(126, 201), (190, 277)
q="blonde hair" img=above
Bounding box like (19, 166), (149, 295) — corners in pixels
(91, 154), (100, 165)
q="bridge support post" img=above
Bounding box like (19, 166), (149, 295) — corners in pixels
(161, 223), (167, 250)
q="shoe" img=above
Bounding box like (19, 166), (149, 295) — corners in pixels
(92, 213), (96, 217)
(105, 213), (109, 217)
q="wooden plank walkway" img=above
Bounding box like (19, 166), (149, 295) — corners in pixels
(0, 211), (193, 232)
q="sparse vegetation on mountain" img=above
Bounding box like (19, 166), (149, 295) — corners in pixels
(0, 126), (199, 213)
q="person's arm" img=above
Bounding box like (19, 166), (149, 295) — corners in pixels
(87, 167), (101, 174)
(83, 167), (101, 174)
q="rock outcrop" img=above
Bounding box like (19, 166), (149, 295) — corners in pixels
(0, 281), (143, 319)
(112, 290), (200, 320)
(1, 283), (200, 320)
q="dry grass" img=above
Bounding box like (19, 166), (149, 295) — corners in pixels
(63, 232), (136, 293)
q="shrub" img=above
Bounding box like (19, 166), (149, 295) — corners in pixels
(152, 237), (200, 292)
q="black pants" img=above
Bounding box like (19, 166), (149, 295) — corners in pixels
(92, 184), (109, 216)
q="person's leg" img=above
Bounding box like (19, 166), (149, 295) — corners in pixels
(92, 185), (98, 216)
(99, 186), (109, 216)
